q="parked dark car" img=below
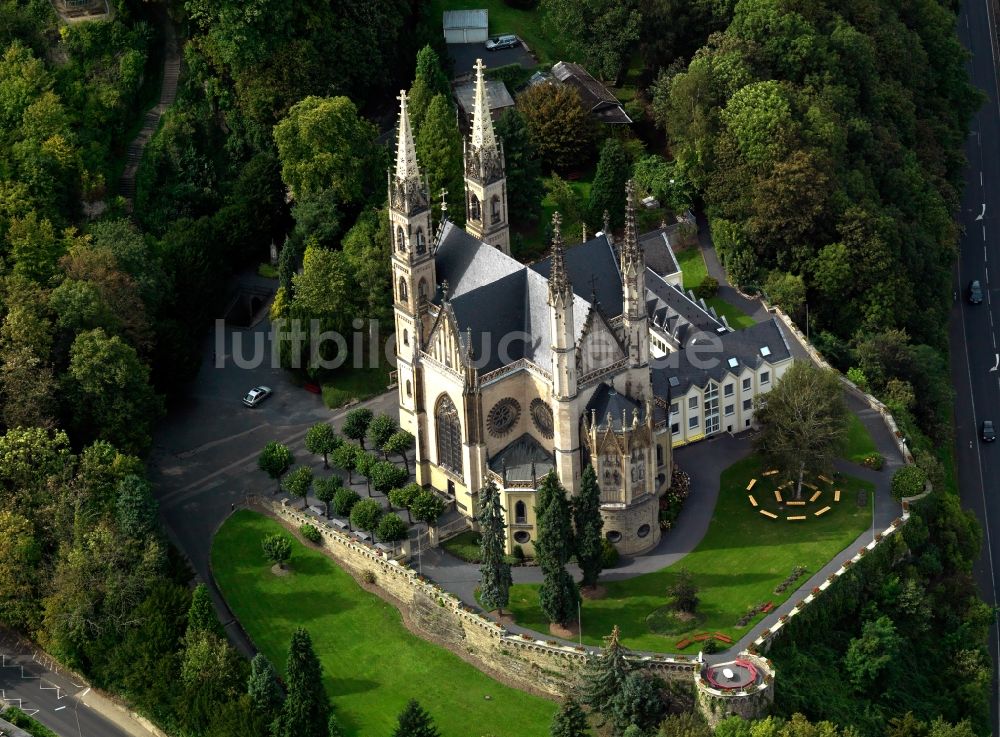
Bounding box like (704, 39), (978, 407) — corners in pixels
(485, 34), (519, 50)
(983, 420), (996, 442)
(969, 279), (983, 304)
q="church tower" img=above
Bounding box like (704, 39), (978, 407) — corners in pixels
(389, 90), (434, 442)
(463, 59), (511, 255)
(620, 180), (650, 370)
(548, 213), (581, 492)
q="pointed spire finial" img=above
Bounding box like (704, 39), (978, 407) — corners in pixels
(441, 279), (450, 302)
(623, 179), (638, 259)
(548, 211), (572, 304)
(394, 90), (420, 183)
(440, 187), (448, 214)
(470, 59), (498, 153)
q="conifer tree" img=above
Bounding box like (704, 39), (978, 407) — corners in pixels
(587, 138), (631, 231)
(580, 626), (630, 718)
(477, 478), (512, 617)
(247, 652), (284, 717)
(409, 45), (450, 134)
(550, 697), (591, 737)
(273, 628), (330, 737)
(574, 465), (604, 589)
(417, 94), (465, 225)
(392, 698), (441, 737)
(187, 583), (224, 638)
(536, 472), (579, 627)
(496, 109), (544, 226)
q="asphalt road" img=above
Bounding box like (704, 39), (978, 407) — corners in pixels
(953, 2), (1000, 733)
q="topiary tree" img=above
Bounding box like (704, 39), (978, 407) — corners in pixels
(389, 482), (422, 522)
(262, 534), (292, 569)
(384, 430), (415, 474)
(342, 407), (373, 449)
(477, 478), (512, 618)
(574, 465), (604, 590)
(891, 465), (927, 501)
(259, 441), (294, 493)
(305, 422), (339, 468)
(331, 442), (359, 483)
(282, 465), (314, 508)
(314, 476), (343, 518)
(367, 414), (398, 458)
(410, 489), (446, 527)
(333, 487), (361, 518)
(376, 512), (408, 543)
(350, 498), (383, 533)
(370, 460), (408, 497)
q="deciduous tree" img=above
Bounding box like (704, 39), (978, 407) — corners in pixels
(517, 83), (594, 173)
(314, 476), (343, 518)
(376, 513), (407, 543)
(259, 441), (294, 492)
(367, 413), (398, 457)
(349, 498), (383, 533)
(262, 534), (292, 569)
(384, 430), (415, 474)
(410, 489), (446, 527)
(282, 465), (314, 508)
(305, 422), (339, 468)
(343, 408), (373, 448)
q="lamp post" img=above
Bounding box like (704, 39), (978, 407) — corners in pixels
(577, 599), (583, 647)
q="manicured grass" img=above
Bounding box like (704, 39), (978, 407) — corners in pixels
(842, 413), (878, 464)
(504, 456), (872, 652)
(320, 362), (392, 409)
(213, 512), (556, 737)
(707, 297), (755, 330)
(441, 529), (482, 562)
(676, 246), (708, 291)
(429, 0), (567, 64)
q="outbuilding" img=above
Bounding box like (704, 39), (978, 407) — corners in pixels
(443, 9), (489, 44)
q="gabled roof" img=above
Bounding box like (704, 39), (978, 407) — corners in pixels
(443, 9), (487, 29)
(530, 233), (623, 316)
(639, 225), (682, 278)
(551, 61), (632, 125)
(586, 382), (646, 431)
(454, 79), (515, 121)
(645, 269), (723, 340)
(488, 433), (555, 483)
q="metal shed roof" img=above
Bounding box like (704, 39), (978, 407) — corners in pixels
(443, 9), (488, 29)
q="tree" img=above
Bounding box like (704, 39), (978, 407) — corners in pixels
(356, 451), (378, 496)
(376, 513), (408, 543)
(389, 483), (421, 523)
(333, 487), (361, 518)
(282, 466), (314, 508)
(384, 430), (415, 474)
(763, 271), (807, 320)
(371, 460), (408, 497)
(392, 699), (440, 737)
(581, 626), (630, 717)
(350, 498), (383, 533)
(574, 465), (604, 589)
(409, 45), (450, 134)
(477, 478), (512, 617)
(587, 139), (631, 230)
(367, 414), (398, 458)
(536, 472), (579, 627)
(610, 673), (669, 735)
(247, 652), (284, 717)
(541, 0), (641, 82)
(259, 441), (294, 492)
(331, 442), (360, 483)
(410, 489), (446, 527)
(343, 408), (373, 449)
(845, 616), (902, 691)
(416, 94), (465, 223)
(516, 80), (594, 173)
(187, 583), (224, 638)
(891, 466), (928, 502)
(314, 476), (343, 518)
(753, 361), (848, 499)
(305, 423), (339, 468)
(658, 711), (713, 737)
(262, 534), (292, 569)
(668, 568), (699, 614)
(495, 109), (544, 226)
(273, 628), (330, 737)
(116, 474), (158, 540)
(550, 697), (590, 737)
(0, 510), (40, 630)
(273, 96), (376, 204)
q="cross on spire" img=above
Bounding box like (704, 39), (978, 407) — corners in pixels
(439, 187), (448, 213)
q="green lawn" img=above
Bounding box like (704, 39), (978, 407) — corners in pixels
(842, 413), (878, 464)
(505, 456), (873, 652)
(707, 297), (755, 330)
(320, 362), (392, 409)
(429, 0), (567, 64)
(441, 529), (482, 562)
(676, 246), (709, 291)
(213, 512), (555, 737)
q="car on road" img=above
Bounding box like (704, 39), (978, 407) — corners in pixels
(242, 386), (272, 407)
(968, 279), (983, 304)
(485, 35), (519, 51)
(983, 420), (996, 442)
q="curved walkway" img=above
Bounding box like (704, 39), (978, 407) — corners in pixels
(117, 10), (179, 205)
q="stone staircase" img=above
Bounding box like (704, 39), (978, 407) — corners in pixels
(117, 16), (180, 207)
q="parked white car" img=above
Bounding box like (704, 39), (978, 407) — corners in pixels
(242, 386), (272, 407)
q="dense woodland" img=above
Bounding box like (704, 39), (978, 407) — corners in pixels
(0, 0), (991, 736)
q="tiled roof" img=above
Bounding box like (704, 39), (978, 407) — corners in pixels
(638, 225), (682, 278)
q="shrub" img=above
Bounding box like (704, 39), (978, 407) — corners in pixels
(300, 523), (322, 544)
(702, 638), (720, 654)
(600, 538), (619, 569)
(376, 512), (408, 542)
(333, 487), (361, 516)
(361, 569), (376, 584)
(891, 465), (927, 501)
(862, 452), (884, 470)
(694, 276), (719, 300)
(511, 544), (525, 561)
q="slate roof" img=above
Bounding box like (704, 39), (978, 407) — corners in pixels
(530, 234), (623, 316)
(645, 269), (723, 343)
(454, 79), (515, 123)
(443, 9), (487, 29)
(639, 226), (682, 278)
(586, 382), (646, 431)
(488, 433), (555, 482)
(651, 317), (792, 399)
(551, 61), (632, 125)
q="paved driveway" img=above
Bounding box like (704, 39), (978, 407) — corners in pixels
(448, 42), (536, 77)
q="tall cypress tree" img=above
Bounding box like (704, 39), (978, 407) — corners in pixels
(496, 109), (544, 226)
(273, 628), (330, 737)
(580, 626), (630, 718)
(536, 472), (580, 627)
(247, 652), (284, 717)
(392, 699), (440, 737)
(409, 45), (450, 134)
(417, 94), (466, 226)
(587, 138), (631, 232)
(187, 583), (224, 638)
(477, 478), (513, 617)
(574, 465), (604, 589)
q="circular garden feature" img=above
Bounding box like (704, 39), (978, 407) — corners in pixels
(745, 470), (843, 522)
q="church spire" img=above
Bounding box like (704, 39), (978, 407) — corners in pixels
(548, 212), (572, 306)
(394, 89), (420, 183)
(621, 179), (641, 270)
(470, 59), (498, 154)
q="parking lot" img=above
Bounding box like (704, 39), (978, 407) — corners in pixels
(448, 41), (537, 78)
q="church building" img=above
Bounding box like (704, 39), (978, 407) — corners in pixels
(389, 60), (793, 556)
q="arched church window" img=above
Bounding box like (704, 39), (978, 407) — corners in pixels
(515, 500), (526, 524)
(469, 194), (481, 221)
(435, 394), (463, 474)
(491, 195), (502, 224)
(418, 278), (428, 300)
(396, 226), (405, 252)
(398, 277), (408, 302)
(405, 380), (412, 398)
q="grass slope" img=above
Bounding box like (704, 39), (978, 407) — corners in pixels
(505, 456), (872, 651)
(212, 512), (555, 737)
(842, 413), (878, 463)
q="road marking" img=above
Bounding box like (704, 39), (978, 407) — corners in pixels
(977, 203), (986, 220)
(991, 354), (998, 372)
(79, 687), (90, 697)
(55, 705), (65, 711)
